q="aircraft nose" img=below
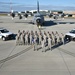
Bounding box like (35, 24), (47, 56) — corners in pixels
(36, 19), (41, 24)
(36, 19), (41, 27)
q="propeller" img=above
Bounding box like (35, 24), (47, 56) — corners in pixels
(24, 13), (28, 18)
(18, 12), (22, 19)
(11, 10), (15, 20)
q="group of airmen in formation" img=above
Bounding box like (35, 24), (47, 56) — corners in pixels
(16, 30), (65, 52)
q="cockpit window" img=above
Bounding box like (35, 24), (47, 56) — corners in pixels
(69, 30), (75, 34)
(0, 29), (9, 33)
(34, 14), (42, 17)
(35, 15), (41, 17)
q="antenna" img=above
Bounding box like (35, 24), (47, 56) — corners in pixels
(10, 0), (13, 13)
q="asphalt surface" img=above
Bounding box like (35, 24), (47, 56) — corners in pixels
(0, 16), (75, 75)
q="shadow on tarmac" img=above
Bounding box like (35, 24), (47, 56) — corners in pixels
(55, 21), (75, 24)
(43, 21), (57, 27)
(46, 40), (70, 52)
(0, 22), (3, 23)
(37, 39), (71, 52)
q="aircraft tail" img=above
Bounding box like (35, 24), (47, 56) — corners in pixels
(37, 1), (39, 13)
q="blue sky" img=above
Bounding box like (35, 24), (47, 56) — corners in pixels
(0, 0), (75, 11)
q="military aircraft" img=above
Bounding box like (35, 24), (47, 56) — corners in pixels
(11, 1), (44, 26)
(32, 1), (44, 26)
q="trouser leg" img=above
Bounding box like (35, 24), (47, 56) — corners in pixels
(34, 43), (37, 51)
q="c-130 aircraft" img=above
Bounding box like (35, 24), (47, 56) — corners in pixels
(32, 1), (44, 26)
(11, 1), (44, 27)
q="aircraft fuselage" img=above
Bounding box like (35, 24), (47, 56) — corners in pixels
(32, 13), (44, 26)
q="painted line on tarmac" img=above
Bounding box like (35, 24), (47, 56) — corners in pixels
(57, 47), (75, 57)
(0, 22), (3, 23)
(0, 45), (33, 64)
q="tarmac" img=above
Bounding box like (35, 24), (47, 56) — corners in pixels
(0, 16), (75, 75)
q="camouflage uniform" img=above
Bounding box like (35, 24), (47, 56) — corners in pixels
(22, 30), (25, 45)
(39, 34), (41, 45)
(44, 33), (46, 46)
(61, 33), (65, 44)
(51, 31), (55, 46)
(25, 32), (28, 45)
(34, 35), (37, 51)
(41, 36), (45, 52)
(48, 36), (52, 50)
(30, 33), (32, 45)
(28, 33), (30, 45)
(55, 31), (59, 44)
(16, 30), (21, 45)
